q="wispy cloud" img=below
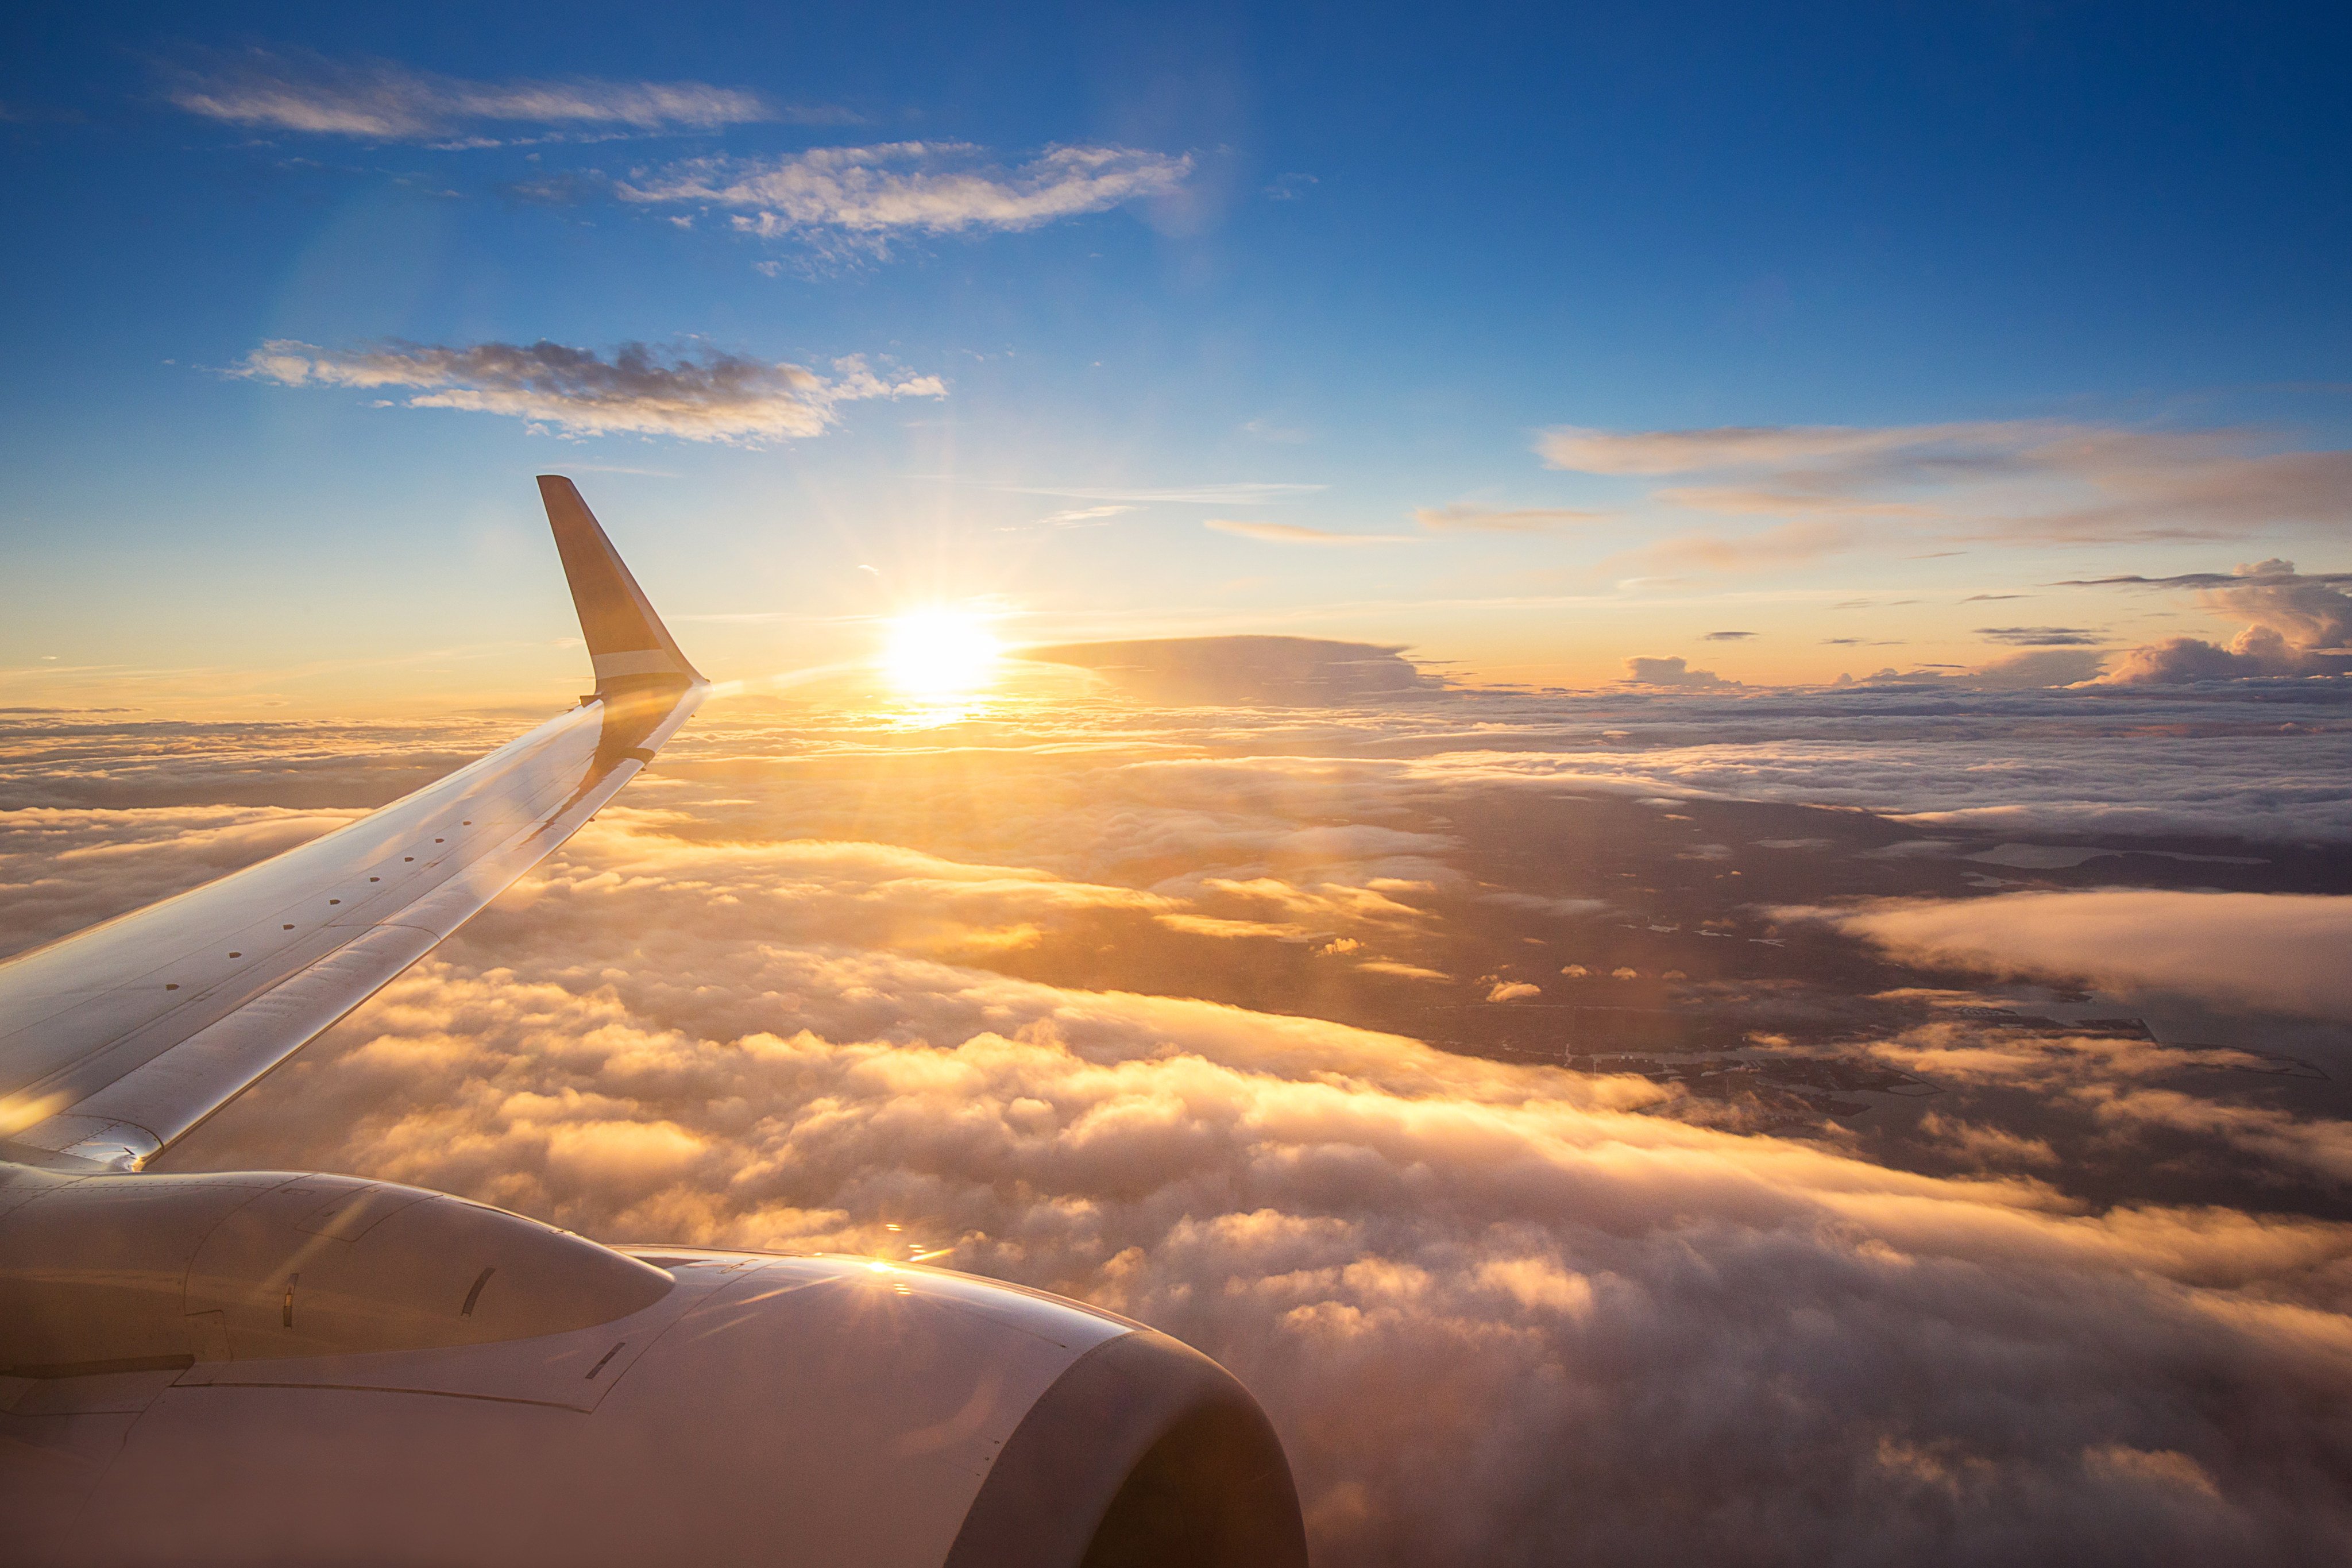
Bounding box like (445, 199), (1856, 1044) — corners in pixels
(236, 339), (941, 443)
(997, 481), (1324, 506)
(1602, 519), (1862, 578)
(1206, 519), (1415, 547)
(1540, 419), (2352, 551)
(1038, 504), (1135, 527)
(617, 142), (1191, 250)
(165, 49), (802, 144)
(1413, 503), (1612, 533)
(1976, 627), (2109, 646)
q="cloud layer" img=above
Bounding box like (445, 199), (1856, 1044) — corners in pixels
(237, 339), (941, 442)
(149, 810), (2352, 1568)
(10, 703), (2352, 1565)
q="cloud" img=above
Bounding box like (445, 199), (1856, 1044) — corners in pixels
(166, 49), (793, 142)
(1703, 631), (1758, 642)
(20, 702), (2352, 1564)
(1038, 505), (1136, 527)
(1623, 656), (1744, 690)
(136, 814), (2352, 1568)
(1373, 691), (2352, 841)
(235, 339), (942, 442)
(1242, 419), (1310, 443)
(2084, 561), (2352, 685)
(617, 143), (1191, 250)
(1412, 504), (1609, 534)
(1976, 627), (2110, 647)
(1816, 890), (2352, 1022)
(987, 482), (1326, 507)
(1603, 519), (1863, 578)
(1205, 519), (1413, 546)
(1019, 636), (1431, 704)
(1539, 420), (2352, 551)
(1959, 648), (2110, 686)
(1829, 648), (2110, 689)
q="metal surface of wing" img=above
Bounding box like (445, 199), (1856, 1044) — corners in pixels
(0, 479), (701, 1171)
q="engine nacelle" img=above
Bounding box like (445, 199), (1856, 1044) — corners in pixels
(0, 1169), (673, 1372)
(0, 1167), (1305, 1567)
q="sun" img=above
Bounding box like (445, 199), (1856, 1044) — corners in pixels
(880, 608), (1002, 699)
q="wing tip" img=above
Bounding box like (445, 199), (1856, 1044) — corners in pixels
(538, 476), (704, 693)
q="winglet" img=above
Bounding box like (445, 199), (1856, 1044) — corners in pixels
(538, 476), (704, 694)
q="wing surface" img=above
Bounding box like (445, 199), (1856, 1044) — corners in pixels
(0, 478), (702, 1170)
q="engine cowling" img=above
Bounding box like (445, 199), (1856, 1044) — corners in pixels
(0, 1167), (1306, 1567)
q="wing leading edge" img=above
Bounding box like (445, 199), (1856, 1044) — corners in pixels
(0, 479), (702, 1171)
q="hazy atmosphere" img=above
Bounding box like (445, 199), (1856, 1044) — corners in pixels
(6, 4), (2351, 1564)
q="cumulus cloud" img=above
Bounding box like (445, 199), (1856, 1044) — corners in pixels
(2082, 561), (2352, 685)
(1539, 420), (2352, 558)
(144, 819), (2352, 1568)
(16, 702), (2352, 1565)
(616, 142), (1191, 250)
(235, 339), (942, 442)
(166, 49), (793, 142)
(1623, 655), (1743, 690)
(1205, 519), (1413, 546)
(1817, 890), (2352, 1022)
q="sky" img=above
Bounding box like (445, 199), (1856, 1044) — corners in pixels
(7, 8), (2352, 1565)
(4, 1), (2351, 710)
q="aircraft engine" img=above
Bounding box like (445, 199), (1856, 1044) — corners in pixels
(0, 1168), (1307, 1567)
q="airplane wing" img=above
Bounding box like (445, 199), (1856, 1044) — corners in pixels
(0, 477), (704, 1171)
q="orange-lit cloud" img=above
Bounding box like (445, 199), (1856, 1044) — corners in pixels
(1205, 519), (1415, 546)
(14, 705), (2352, 1565)
(163, 854), (2352, 1567)
(1816, 889), (2352, 1022)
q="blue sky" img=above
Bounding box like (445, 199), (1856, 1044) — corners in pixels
(4, 1), (2349, 709)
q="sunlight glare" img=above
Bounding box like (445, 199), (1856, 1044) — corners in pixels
(882, 608), (1002, 699)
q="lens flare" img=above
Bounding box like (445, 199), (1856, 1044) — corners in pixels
(881, 609), (1001, 699)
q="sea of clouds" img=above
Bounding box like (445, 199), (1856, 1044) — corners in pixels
(6, 682), (2352, 1566)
